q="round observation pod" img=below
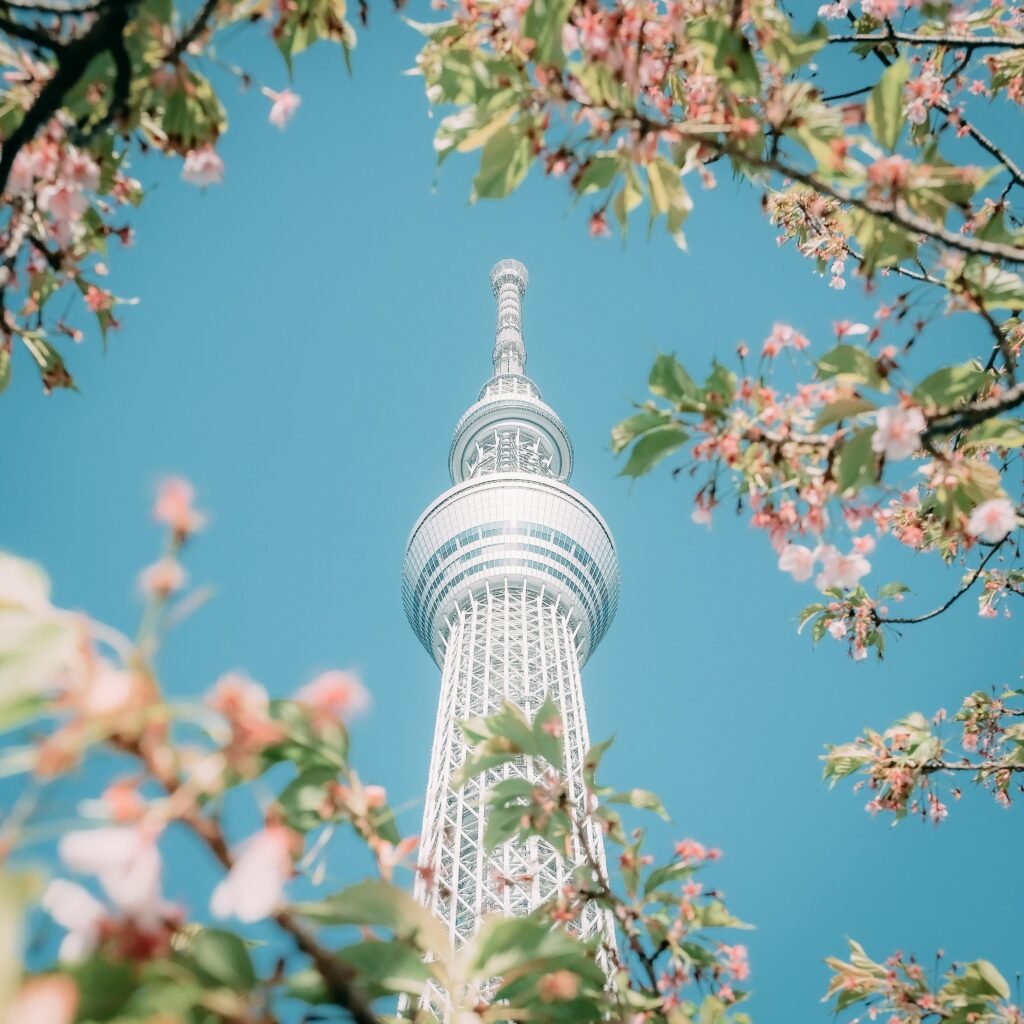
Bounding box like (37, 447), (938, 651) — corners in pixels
(401, 474), (620, 669)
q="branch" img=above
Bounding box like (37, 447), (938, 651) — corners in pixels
(625, 112), (1024, 263)
(923, 380), (1024, 437)
(827, 32), (1024, 50)
(919, 759), (1024, 774)
(878, 540), (1008, 625)
(0, 12), (66, 47)
(741, 148), (1024, 264)
(836, 15), (1024, 192)
(821, 84), (873, 102)
(0, 0), (133, 196)
(122, 736), (382, 1024)
(937, 102), (1024, 193)
(0, 0), (103, 12)
(164, 0), (219, 62)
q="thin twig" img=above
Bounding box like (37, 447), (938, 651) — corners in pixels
(879, 541), (1007, 625)
(0, 12), (66, 47)
(828, 32), (1024, 50)
(165, 0), (219, 62)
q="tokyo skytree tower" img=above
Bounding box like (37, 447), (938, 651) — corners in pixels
(401, 260), (621, 971)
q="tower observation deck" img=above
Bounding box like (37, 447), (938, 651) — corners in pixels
(401, 260), (620, 1001)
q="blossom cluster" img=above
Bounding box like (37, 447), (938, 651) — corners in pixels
(824, 690), (1024, 822)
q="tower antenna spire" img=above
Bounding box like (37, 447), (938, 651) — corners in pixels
(490, 258), (529, 376)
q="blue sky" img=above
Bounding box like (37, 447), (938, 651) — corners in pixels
(2, 10), (1021, 1020)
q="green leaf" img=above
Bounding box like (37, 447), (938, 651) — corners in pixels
(689, 19), (760, 95)
(472, 124), (533, 200)
(293, 880), (450, 959)
(962, 417), (1024, 449)
(867, 59), (910, 150)
(954, 960), (1011, 1001)
(20, 332), (74, 394)
(877, 581), (910, 599)
(532, 695), (564, 767)
(835, 428), (880, 493)
(846, 210), (917, 276)
(611, 410), (672, 454)
(762, 17), (827, 72)
(962, 263), (1024, 311)
(606, 788), (668, 819)
(0, 345), (9, 394)
(648, 353), (701, 408)
(618, 424), (688, 478)
(335, 939), (432, 998)
(647, 157), (692, 248)
(276, 766), (338, 832)
(187, 929), (256, 991)
(817, 345), (881, 388)
(576, 154), (621, 196)
(611, 167), (644, 237)
(813, 397), (876, 430)
(912, 361), (989, 408)
(67, 959), (137, 1020)
(583, 736), (614, 789)
(643, 860), (693, 897)
(521, 0), (575, 67)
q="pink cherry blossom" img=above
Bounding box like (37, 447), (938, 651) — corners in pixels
(588, 210), (611, 238)
(720, 943), (750, 981)
(296, 670), (370, 722)
(673, 838), (707, 862)
(852, 535), (876, 555)
(153, 477), (206, 535)
(84, 286), (113, 313)
(537, 969), (580, 1002)
(75, 662), (145, 718)
(375, 835), (419, 882)
(965, 497), (1019, 543)
(63, 148), (100, 191)
(833, 321), (870, 339)
(182, 145), (224, 187)
(872, 405), (926, 461)
(138, 556), (186, 596)
(691, 497), (713, 527)
(8, 975), (79, 1024)
(265, 88), (301, 129)
(206, 671), (284, 757)
(778, 543), (816, 582)
(211, 823), (298, 922)
(41, 879), (106, 961)
(59, 825), (164, 918)
(815, 545), (871, 591)
(828, 620), (848, 640)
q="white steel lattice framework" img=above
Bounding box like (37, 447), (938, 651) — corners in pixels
(401, 261), (621, 1010)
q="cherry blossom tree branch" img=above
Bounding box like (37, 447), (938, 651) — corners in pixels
(827, 32), (1024, 50)
(743, 148), (1024, 263)
(0, 0), (134, 195)
(935, 100), (1024, 192)
(842, 18), (1024, 197)
(923, 380), (1024, 437)
(877, 540), (1008, 625)
(620, 108), (1024, 263)
(0, 0), (104, 12)
(0, 13), (67, 47)
(165, 0), (220, 62)
(116, 735), (382, 1024)
(919, 759), (1024, 774)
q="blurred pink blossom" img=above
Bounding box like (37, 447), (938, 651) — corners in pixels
(211, 823), (298, 922)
